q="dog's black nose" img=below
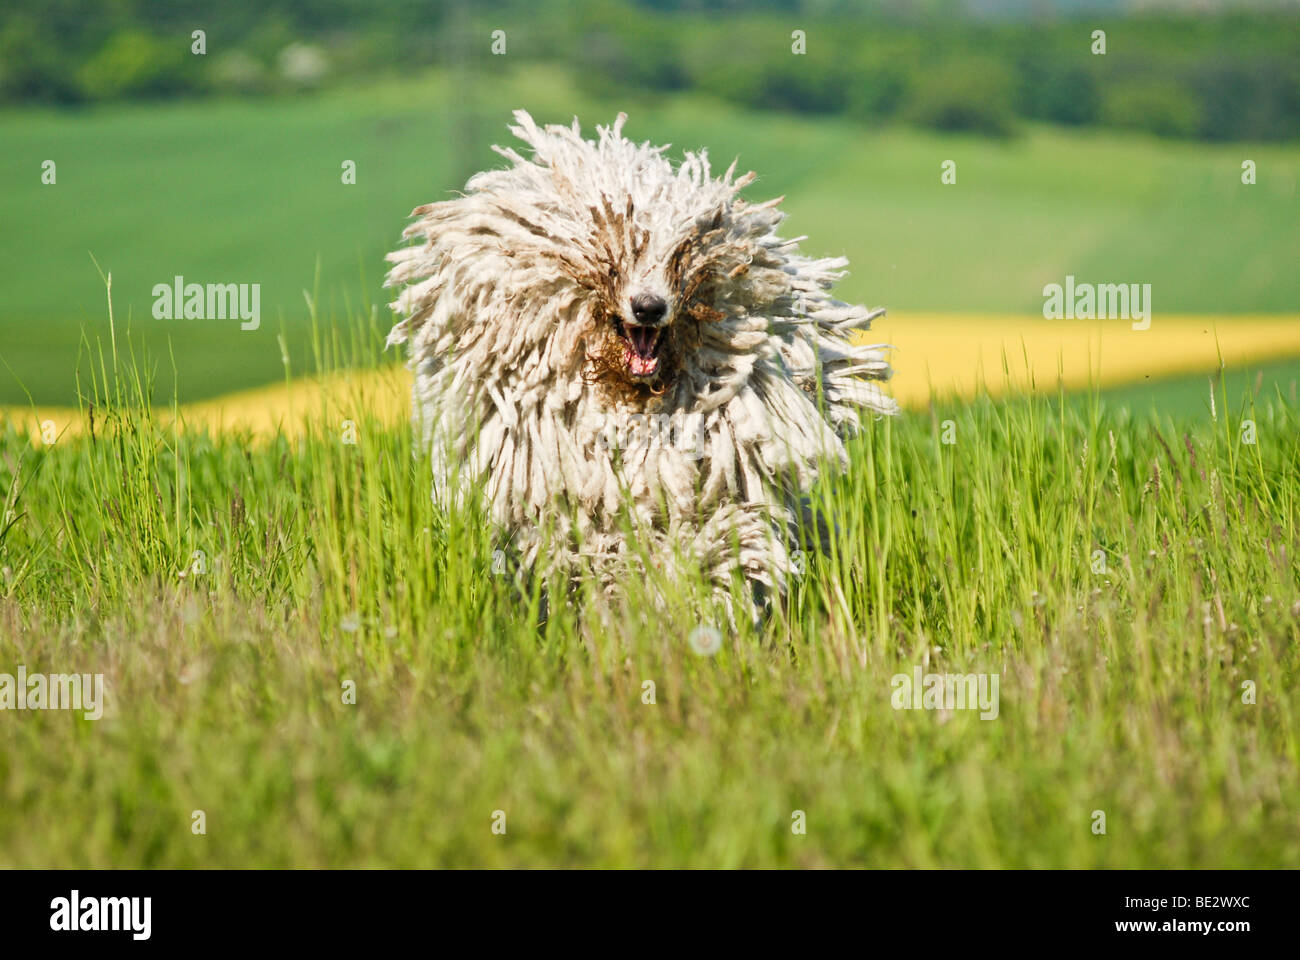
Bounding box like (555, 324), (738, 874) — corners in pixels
(630, 292), (667, 325)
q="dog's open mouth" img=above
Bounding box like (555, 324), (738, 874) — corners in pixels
(617, 320), (662, 378)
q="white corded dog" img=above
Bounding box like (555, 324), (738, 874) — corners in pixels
(386, 111), (895, 618)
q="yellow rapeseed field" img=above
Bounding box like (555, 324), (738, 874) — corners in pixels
(873, 312), (1300, 404)
(4, 313), (1298, 443)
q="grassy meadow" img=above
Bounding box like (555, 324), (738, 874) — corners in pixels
(2, 60), (1299, 870)
(0, 293), (1298, 867)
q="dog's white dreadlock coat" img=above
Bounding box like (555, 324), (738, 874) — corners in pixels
(386, 111), (895, 615)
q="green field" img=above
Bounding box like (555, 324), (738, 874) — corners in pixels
(3, 58), (1299, 870)
(2, 64), (1298, 406)
(1, 312), (1297, 868)
(1084, 354), (1300, 419)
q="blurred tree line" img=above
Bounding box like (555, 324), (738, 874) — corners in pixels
(2, 0), (1297, 142)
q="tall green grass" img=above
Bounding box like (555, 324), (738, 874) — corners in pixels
(0, 286), (1297, 867)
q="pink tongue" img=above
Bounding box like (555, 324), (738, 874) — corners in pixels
(627, 350), (659, 376)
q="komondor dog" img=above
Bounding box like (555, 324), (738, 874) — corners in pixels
(385, 111), (895, 620)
